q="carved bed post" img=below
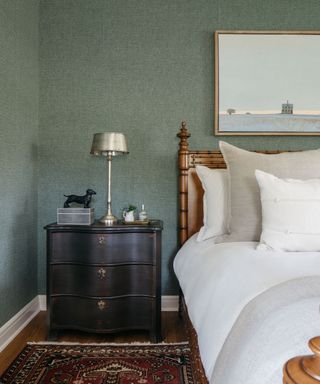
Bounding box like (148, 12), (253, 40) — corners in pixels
(283, 336), (320, 383)
(177, 122), (191, 246)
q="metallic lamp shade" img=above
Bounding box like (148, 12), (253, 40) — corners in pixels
(90, 132), (129, 156)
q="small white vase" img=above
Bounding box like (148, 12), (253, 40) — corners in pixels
(123, 210), (135, 222)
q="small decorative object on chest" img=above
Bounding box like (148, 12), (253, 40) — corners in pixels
(139, 204), (148, 221)
(63, 189), (96, 208)
(45, 220), (163, 342)
(57, 207), (95, 225)
(122, 205), (136, 222)
(58, 188), (96, 225)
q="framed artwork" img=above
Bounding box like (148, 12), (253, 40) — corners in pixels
(214, 31), (320, 136)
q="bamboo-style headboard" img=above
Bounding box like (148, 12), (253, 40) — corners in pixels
(177, 121), (282, 246)
(177, 122), (226, 245)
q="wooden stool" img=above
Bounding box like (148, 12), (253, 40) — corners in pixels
(283, 337), (320, 383)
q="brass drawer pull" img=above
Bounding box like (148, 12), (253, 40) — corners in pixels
(97, 268), (107, 279)
(98, 236), (106, 245)
(97, 300), (107, 310)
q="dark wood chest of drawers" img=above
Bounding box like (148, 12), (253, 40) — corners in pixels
(45, 220), (162, 342)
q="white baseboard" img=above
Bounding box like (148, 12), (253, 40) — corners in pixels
(39, 294), (46, 311)
(0, 294), (179, 352)
(0, 296), (41, 352)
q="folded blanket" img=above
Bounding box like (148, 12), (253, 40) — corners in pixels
(212, 276), (320, 384)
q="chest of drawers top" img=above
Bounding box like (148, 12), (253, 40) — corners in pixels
(45, 220), (163, 265)
(45, 220), (162, 233)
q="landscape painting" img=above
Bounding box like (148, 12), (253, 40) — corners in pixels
(214, 31), (320, 135)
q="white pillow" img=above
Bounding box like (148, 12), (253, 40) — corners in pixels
(195, 165), (229, 241)
(255, 169), (320, 251)
(219, 141), (320, 242)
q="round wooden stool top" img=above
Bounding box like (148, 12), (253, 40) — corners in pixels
(283, 337), (320, 383)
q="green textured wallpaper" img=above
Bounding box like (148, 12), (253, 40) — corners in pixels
(38, 0), (320, 295)
(0, 0), (39, 327)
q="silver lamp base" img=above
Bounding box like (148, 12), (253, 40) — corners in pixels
(99, 213), (118, 226)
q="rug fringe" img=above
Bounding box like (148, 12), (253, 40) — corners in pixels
(27, 341), (189, 346)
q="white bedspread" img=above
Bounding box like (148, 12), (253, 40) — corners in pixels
(173, 235), (320, 383)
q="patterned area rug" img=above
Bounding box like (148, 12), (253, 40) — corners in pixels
(0, 342), (196, 383)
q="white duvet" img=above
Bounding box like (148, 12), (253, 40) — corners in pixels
(173, 235), (320, 384)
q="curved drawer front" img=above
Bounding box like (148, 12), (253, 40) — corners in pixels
(50, 232), (155, 264)
(50, 264), (155, 296)
(50, 296), (154, 332)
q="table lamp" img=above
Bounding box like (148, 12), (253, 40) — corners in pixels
(90, 132), (128, 225)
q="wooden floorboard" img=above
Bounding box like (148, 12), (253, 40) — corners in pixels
(0, 311), (187, 375)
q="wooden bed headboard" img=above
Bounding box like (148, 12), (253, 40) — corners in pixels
(177, 122), (226, 246)
(177, 121), (282, 246)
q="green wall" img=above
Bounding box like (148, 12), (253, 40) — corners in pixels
(38, 0), (320, 295)
(0, 0), (39, 326)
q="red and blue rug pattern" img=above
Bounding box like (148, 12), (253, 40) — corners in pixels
(0, 342), (196, 383)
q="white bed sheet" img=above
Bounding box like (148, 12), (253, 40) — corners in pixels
(173, 234), (320, 381)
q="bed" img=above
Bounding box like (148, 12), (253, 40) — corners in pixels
(174, 122), (320, 384)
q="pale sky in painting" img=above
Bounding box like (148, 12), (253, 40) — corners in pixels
(218, 34), (320, 114)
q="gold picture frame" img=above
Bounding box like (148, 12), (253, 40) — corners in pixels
(214, 30), (320, 136)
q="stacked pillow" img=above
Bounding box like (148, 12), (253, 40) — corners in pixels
(195, 166), (229, 242)
(196, 141), (320, 251)
(255, 170), (320, 251)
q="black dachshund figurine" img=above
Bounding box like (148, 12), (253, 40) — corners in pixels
(63, 189), (96, 208)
